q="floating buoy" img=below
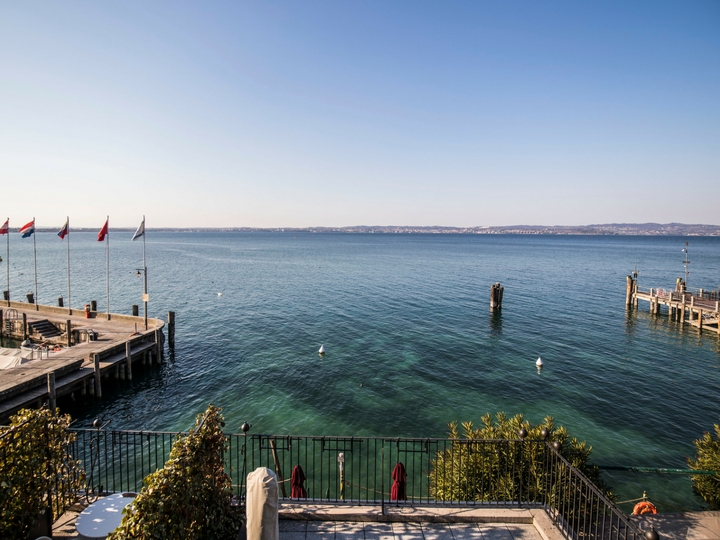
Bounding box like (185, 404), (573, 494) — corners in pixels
(632, 501), (657, 515)
(318, 345), (325, 355)
(536, 357), (544, 367)
(217, 292), (223, 297)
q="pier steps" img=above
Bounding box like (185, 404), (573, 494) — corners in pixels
(28, 319), (62, 340)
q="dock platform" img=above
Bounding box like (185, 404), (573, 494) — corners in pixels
(631, 283), (720, 334)
(0, 301), (166, 423)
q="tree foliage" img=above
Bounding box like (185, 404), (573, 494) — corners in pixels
(108, 405), (240, 540)
(0, 407), (84, 540)
(688, 423), (720, 510)
(429, 413), (612, 503)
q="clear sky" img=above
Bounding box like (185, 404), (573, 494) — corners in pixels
(1, 1), (718, 228)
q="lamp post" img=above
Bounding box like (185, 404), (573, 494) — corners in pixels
(135, 268), (148, 330)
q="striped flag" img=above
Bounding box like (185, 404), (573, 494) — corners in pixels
(131, 218), (145, 241)
(0, 219), (8, 235)
(58, 218), (69, 240)
(19, 220), (35, 238)
(98, 218), (109, 242)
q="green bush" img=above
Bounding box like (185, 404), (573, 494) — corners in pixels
(0, 407), (84, 540)
(108, 405), (241, 540)
(688, 423), (720, 510)
(429, 412), (612, 503)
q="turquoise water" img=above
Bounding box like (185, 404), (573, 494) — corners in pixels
(3, 232), (720, 509)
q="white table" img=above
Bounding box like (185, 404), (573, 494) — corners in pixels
(75, 493), (135, 539)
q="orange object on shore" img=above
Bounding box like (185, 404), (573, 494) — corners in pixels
(632, 501), (658, 515)
(84, 304), (91, 319)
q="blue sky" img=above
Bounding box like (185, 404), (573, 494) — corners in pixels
(1, 1), (718, 227)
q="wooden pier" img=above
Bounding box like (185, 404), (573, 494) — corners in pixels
(0, 301), (167, 423)
(627, 276), (720, 334)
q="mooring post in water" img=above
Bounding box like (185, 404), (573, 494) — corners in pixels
(93, 354), (102, 398)
(490, 282), (504, 310)
(626, 275), (635, 306)
(22, 313), (27, 340)
(168, 311), (175, 348)
(132, 304), (138, 317)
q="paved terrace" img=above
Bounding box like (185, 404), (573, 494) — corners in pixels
(53, 502), (558, 540)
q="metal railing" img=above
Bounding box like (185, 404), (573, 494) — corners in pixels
(64, 428), (643, 540)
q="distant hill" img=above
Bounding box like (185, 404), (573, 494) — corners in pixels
(23, 223), (720, 235)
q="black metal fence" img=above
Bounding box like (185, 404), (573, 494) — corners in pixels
(65, 428), (644, 540)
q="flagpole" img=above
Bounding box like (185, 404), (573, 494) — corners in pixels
(32, 218), (38, 310)
(143, 215), (148, 330)
(106, 216), (110, 320)
(5, 218), (9, 306)
(66, 216), (71, 313)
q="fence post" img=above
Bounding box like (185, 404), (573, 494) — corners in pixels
(381, 442), (385, 515)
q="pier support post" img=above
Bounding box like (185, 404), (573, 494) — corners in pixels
(699, 310), (703, 330)
(490, 283), (503, 310)
(47, 372), (56, 412)
(22, 313), (27, 340)
(66, 320), (72, 347)
(93, 354), (102, 398)
(126, 340), (133, 381)
(155, 330), (162, 365)
(168, 311), (175, 348)
(0, 309), (3, 337)
(626, 276), (635, 306)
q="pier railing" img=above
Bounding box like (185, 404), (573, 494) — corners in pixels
(66, 428), (643, 540)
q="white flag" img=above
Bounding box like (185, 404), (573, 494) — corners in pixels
(132, 219), (145, 241)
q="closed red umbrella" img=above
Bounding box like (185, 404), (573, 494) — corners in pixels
(291, 465), (307, 498)
(390, 462), (407, 501)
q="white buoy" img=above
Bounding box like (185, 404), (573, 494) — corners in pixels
(536, 357), (544, 367)
(218, 292), (223, 297)
(318, 344), (325, 354)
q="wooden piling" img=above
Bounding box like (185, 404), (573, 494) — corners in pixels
(626, 276), (634, 306)
(93, 354), (102, 398)
(155, 330), (162, 364)
(66, 319), (72, 347)
(47, 372), (56, 411)
(22, 313), (27, 339)
(126, 340), (133, 381)
(58, 296), (64, 307)
(490, 283), (504, 310)
(0, 309), (3, 337)
(91, 300), (97, 312)
(168, 311), (175, 348)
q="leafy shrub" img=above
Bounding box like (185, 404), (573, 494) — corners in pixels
(0, 407), (84, 540)
(108, 405), (240, 540)
(688, 423), (720, 510)
(429, 412), (612, 503)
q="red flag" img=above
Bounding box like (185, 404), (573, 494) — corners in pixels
(98, 218), (109, 242)
(0, 219), (8, 235)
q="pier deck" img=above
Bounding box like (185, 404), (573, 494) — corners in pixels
(633, 287), (720, 334)
(0, 302), (165, 422)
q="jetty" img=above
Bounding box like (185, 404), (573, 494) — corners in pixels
(627, 276), (720, 334)
(0, 301), (169, 423)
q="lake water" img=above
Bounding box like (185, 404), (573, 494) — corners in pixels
(3, 231), (719, 510)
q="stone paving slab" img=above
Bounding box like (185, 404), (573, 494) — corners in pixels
(283, 522), (544, 540)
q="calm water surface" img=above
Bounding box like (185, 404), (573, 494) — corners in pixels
(4, 232), (720, 510)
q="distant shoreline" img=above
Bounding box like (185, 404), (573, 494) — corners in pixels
(13, 223), (720, 236)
